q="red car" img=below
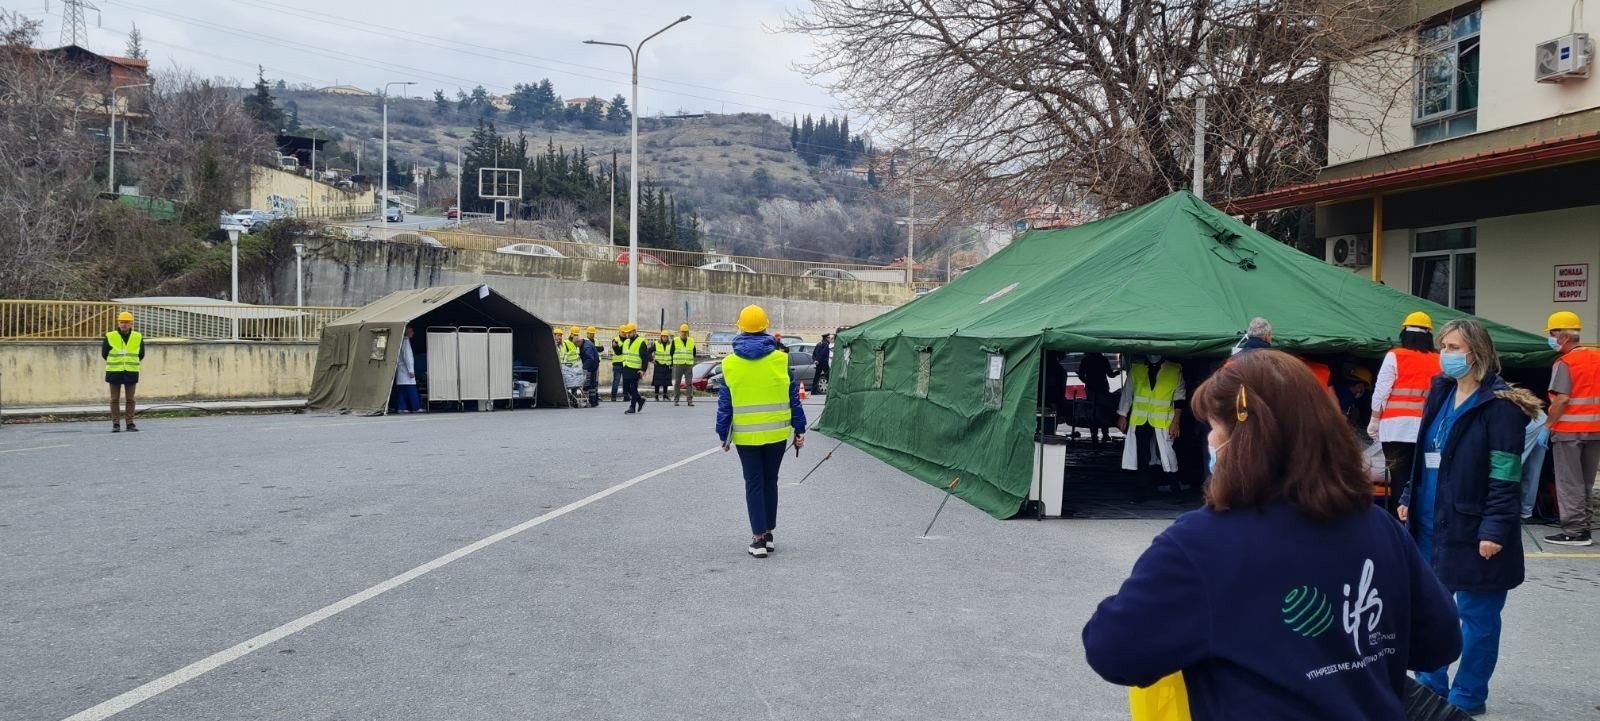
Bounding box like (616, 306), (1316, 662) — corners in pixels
(690, 360), (719, 391)
(616, 251), (668, 268)
(445, 206), (459, 219)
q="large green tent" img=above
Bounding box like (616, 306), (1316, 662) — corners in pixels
(816, 191), (1550, 519)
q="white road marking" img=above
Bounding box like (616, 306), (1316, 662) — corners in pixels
(0, 444), (71, 455)
(59, 445), (723, 721)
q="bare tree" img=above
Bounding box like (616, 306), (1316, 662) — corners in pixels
(786, 0), (1413, 221)
(132, 69), (272, 222)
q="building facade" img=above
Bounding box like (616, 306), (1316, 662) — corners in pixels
(1231, 0), (1600, 335)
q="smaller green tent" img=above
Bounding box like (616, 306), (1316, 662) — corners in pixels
(817, 191), (1550, 518)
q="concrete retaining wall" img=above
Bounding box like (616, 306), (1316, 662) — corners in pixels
(0, 341), (318, 408)
(273, 237), (909, 333)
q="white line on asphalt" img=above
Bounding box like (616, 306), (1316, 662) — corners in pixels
(59, 445), (723, 721)
(0, 444), (71, 455)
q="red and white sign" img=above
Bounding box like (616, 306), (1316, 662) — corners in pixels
(1555, 263), (1589, 302)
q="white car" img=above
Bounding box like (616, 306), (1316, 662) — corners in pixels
(383, 206), (405, 223)
(801, 268), (857, 280)
(699, 260), (754, 273)
(496, 242), (565, 258)
(229, 209), (274, 231)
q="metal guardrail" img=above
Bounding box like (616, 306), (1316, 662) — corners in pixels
(0, 300), (356, 342)
(288, 203), (374, 221)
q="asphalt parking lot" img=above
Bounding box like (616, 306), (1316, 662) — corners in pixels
(2, 403), (1596, 721)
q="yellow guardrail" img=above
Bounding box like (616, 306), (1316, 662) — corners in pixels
(0, 300), (356, 342)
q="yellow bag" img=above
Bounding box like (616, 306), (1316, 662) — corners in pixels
(1128, 672), (1192, 721)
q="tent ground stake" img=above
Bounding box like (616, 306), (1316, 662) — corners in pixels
(796, 438), (845, 485)
(920, 477), (960, 538)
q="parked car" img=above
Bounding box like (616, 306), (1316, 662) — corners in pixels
(914, 286), (937, 297)
(698, 260), (755, 273)
(706, 349), (816, 392)
(496, 242), (565, 258)
(690, 360), (720, 392)
(384, 206), (405, 222)
(617, 251), (669, 267)
(801, 267), (858, 281)
(445, 206), (459, 220)
(706, 331), (738, 358)
(229, 209), (273, 231)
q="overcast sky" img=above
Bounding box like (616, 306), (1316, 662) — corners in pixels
(20, 0), (847, 124)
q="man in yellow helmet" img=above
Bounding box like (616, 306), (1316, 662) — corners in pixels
(616, 322), (648, 413)
(1544, 310), (1597, 546)
(672, 323), (698, 406)
(103, 311), (145, 432)
(717, 305), (806, 558)
(577, 325), (600, 408)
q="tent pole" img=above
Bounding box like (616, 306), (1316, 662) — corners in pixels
(1036, 348), (1047, 520)
(1371, 194), (1384, 283)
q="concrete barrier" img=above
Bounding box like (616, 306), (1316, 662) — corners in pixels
(0, 340), (318, 408)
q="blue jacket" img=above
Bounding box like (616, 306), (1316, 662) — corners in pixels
(716, 333), (807, 443)
(1399, 373), (1527, 592)
(578, 339), (600, 372)
(1083, 504), (1461, 721)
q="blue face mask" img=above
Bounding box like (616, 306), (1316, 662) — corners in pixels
(1549, 337), (1564, 352)
(1207, 440), (1229, 474)
(1440, 352), (1471, 380)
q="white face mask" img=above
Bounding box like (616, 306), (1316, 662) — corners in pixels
(1147, 355), (1164, 365)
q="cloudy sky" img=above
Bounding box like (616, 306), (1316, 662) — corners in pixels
(20, 0), (846, 123)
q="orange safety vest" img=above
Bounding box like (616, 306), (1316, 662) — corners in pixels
(1380, 348), (1437, 421)
(1300, 358), (1337, 401)
(1551, 348), (1600, 434)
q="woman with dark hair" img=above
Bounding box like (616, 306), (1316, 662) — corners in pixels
(1397, 319), (1531, 716)
(1083, 350), (1460, 720)
(1369, 312), (1442, 508)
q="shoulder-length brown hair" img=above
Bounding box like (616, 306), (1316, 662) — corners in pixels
(1192, 350), (1372, 521)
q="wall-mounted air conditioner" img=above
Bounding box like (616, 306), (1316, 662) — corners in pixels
(1536, 33), (1592, 82)
(1330, 235), (1372, 269)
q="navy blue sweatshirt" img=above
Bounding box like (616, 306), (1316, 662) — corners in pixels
(1083, 503), (1461, 721)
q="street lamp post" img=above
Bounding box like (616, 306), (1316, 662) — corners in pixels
(585, 15), (692, 325)
(381, 81), (415, 227)
(222, 224), (245, 340)
(293, 242), (306, 340)
(455, 143), (464, 228)
(108, 82), (151, 194)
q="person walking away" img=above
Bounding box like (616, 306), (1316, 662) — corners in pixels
(104, 311), (145, 432)
(717, 305), (806, 558)
(813, 333), (832, 393)
(652, 331), (674, 401)
(616, 323), (646, 414)
(579, 325), (601, 408)
(673, 323), (698, 406)
(1084, 350), (1461, 721)
(1543, 310), (1599, 546)
(1369, 313), (1440, 513)
(1117, 355), (1185, 492)
(1077, 351), (1117, 444)
(392, 325), (420, 413)
(610, 332), (625, 402)
(1396, 318), (1529, 716)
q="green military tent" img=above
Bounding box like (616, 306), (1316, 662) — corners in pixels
(816, 191), (1550, 519)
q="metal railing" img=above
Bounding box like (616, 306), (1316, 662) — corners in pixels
(0, 300), (356, 342)
(288, 202), (375, 221)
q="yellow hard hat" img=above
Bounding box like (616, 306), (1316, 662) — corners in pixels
(554, 328), (564, 336)
(116, 311), (134, 322)
(586, 325), (597, 335)
(660, 330), (670, 338)
(1401, 311), (1433, 331)
(679, 323), (690, 332)
(620, 322), (636, 333)
(568, 326), (581, 337)
(1547, 310), (1582, 333)
(737, 305), (769, 333)
(1348, 366), (1374, 385)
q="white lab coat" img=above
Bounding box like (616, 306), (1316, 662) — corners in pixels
(1118, 363), (1185, 473)
(1367, 350), (1420, 443)
(394, 337), (417, 386)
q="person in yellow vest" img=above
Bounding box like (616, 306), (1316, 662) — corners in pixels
(1368, 312), (1440, 512)
(672, 323), (698, 406)
(651, 331), (674, 401)
(717, 305), (807, 558)
(1116, 354), (1186, 491)
(1544, 310), (1598, 546)
(557, 328), (580, 367)
(616, 323), (648, 414)
(103, 311), (145, 433)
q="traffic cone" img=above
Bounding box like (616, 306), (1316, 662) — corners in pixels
(799, 382), (809, 400)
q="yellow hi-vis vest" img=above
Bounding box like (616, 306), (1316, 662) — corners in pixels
(105, 330), (143, 373)
(1129, 361), (1181, 429)
(559, 339), (579, 365)
(722, 350), (793, 446)
(617, 337), (645, 370)
(655, 341), (672, 365)
(672, 336), (697, 366)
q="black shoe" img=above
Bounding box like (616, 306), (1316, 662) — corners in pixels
(762, 532), (774, 552)
(747, 539), (768, 558)
(125, 423), (139, 432)
(1456, 705), (1486, 717)
(1544, 531), (1594, 546)
(636, 398), (644, 413)
(624, 405), (636, 414)
(111, 424), (121, 433)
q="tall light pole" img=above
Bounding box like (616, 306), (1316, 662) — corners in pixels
(293, 242), (306, 340)
(222, 225), (244, 340)
(107, 82), (151, 194)
(585, 15), (692, 325)
(455, 142), (464, 227)
(381, 81), (415, 226)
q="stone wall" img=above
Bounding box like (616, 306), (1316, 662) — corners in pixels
(0, 341), (318, 408)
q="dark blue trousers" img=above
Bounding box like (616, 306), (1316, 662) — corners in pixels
(393, 384), (420, 412)
(736, 440), (786, 536)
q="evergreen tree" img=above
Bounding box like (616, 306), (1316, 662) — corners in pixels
(579, 98), (605, 130)
(866, 163), (879, 189)
(242, 66), (286, 132)
(790, 118), (799, 149)
(433, 89), (449, 116)
(284, 101), (301, 134)
(838, 116), (852, 161)
(605, 93), (630, 132)
(124, 23), (146, 59)
(534, 80), (559, 117)
(456, 89), (471, 112)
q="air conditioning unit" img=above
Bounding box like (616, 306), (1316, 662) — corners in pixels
(1330, 236), (1372, 269)
(1536, 34), (1593, 82)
